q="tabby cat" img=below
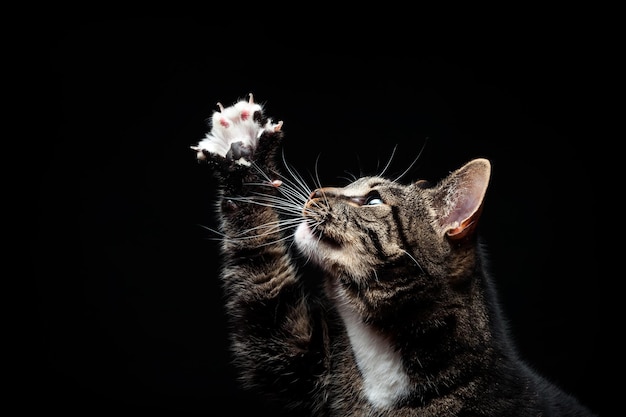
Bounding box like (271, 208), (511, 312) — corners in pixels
(191, 94), (597, 416)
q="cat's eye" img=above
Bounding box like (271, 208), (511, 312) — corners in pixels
(349, 192), (384, 206)
(364, 192), (384, 206)
(365, 196), (384, 206)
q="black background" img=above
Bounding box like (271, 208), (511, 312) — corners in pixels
(30, 17), (604, 416)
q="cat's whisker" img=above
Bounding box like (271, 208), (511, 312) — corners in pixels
(339, 145), (397, 184)
(312, 153), (326, 190)
(249, 233), (300, 248)
(222, 223), (303, 248)
(401, 249), (424, 273)
(230, 225), (281, 240)
(197, 223), (229, 240)
(392, 137), (429, 184)
(248, 157), (314, 211)
(228, 191), (304, 212)
(206, 162), (312, 247)
(340, 170), (358, 183)
(281, 152), (314, 195)
(378, 143), (399, 178)
(192, 95), (597, 417)
(198, 223), (295, 248)
(272, 183), (310, 208)
(235, 196), (304, 216)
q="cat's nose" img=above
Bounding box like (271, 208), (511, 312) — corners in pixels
(308, 187), (341, 201)
(304, 189), (325, 215)
(308, 190), (323, 200)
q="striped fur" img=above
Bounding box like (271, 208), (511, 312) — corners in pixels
(192, 95), (596, 417)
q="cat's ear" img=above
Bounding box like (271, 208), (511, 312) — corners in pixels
(431, 158), (491, 241)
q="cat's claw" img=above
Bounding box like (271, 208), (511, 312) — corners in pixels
(191, 93), (282, 165)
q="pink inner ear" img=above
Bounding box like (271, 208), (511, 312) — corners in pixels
(437, 159), (491, 238)
(447, 219), (475, 238)
(449, 185), (482, 224)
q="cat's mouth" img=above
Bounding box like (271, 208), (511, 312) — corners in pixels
(318, 233), (342, 249)
(295, 221), (342, 249)
(309, 223), (343, 249)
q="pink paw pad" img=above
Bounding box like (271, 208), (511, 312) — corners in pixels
(192, 93), (283, 163)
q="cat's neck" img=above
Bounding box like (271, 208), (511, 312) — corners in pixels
(331, 282), (411, 408)
(328, 265), (499, 405)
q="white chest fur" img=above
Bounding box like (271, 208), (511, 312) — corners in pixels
(334, 287), (411, 408)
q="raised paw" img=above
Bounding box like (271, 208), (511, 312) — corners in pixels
(191, 93), (283, 166)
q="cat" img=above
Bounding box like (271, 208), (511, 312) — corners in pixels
(191, 94), (598, 416)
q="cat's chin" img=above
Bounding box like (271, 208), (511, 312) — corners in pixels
(295, 222), (334, 263)
(295, 221), (343, 250)
(294, 221), (320, 255)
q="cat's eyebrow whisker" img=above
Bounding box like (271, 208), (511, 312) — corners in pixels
(356, 153), (364, 179)
(339, 170), (358, 183)
(312, 153), (326, 191)
(379, 143), (399, 178)
(392, 137), (429, 184)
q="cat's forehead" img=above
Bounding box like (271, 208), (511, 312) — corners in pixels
(345, 176), (395, 193)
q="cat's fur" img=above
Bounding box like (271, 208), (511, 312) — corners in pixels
(192, 94), (597, 416)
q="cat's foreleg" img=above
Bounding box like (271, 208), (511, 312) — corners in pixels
(192, 95), (326, 410)
(192, 94), (288, 243)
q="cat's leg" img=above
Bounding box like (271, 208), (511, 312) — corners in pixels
(192, 94), (326, 411)
(192, 94), (289, 246)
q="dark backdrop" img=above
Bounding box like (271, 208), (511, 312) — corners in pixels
(30, 18), (603, 416)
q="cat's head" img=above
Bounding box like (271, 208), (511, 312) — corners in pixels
(294, 158), (491, 318)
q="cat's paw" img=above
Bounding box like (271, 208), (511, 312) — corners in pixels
(191, 93), (283, 166)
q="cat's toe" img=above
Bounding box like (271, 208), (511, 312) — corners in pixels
(191, 93), (281, 166)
